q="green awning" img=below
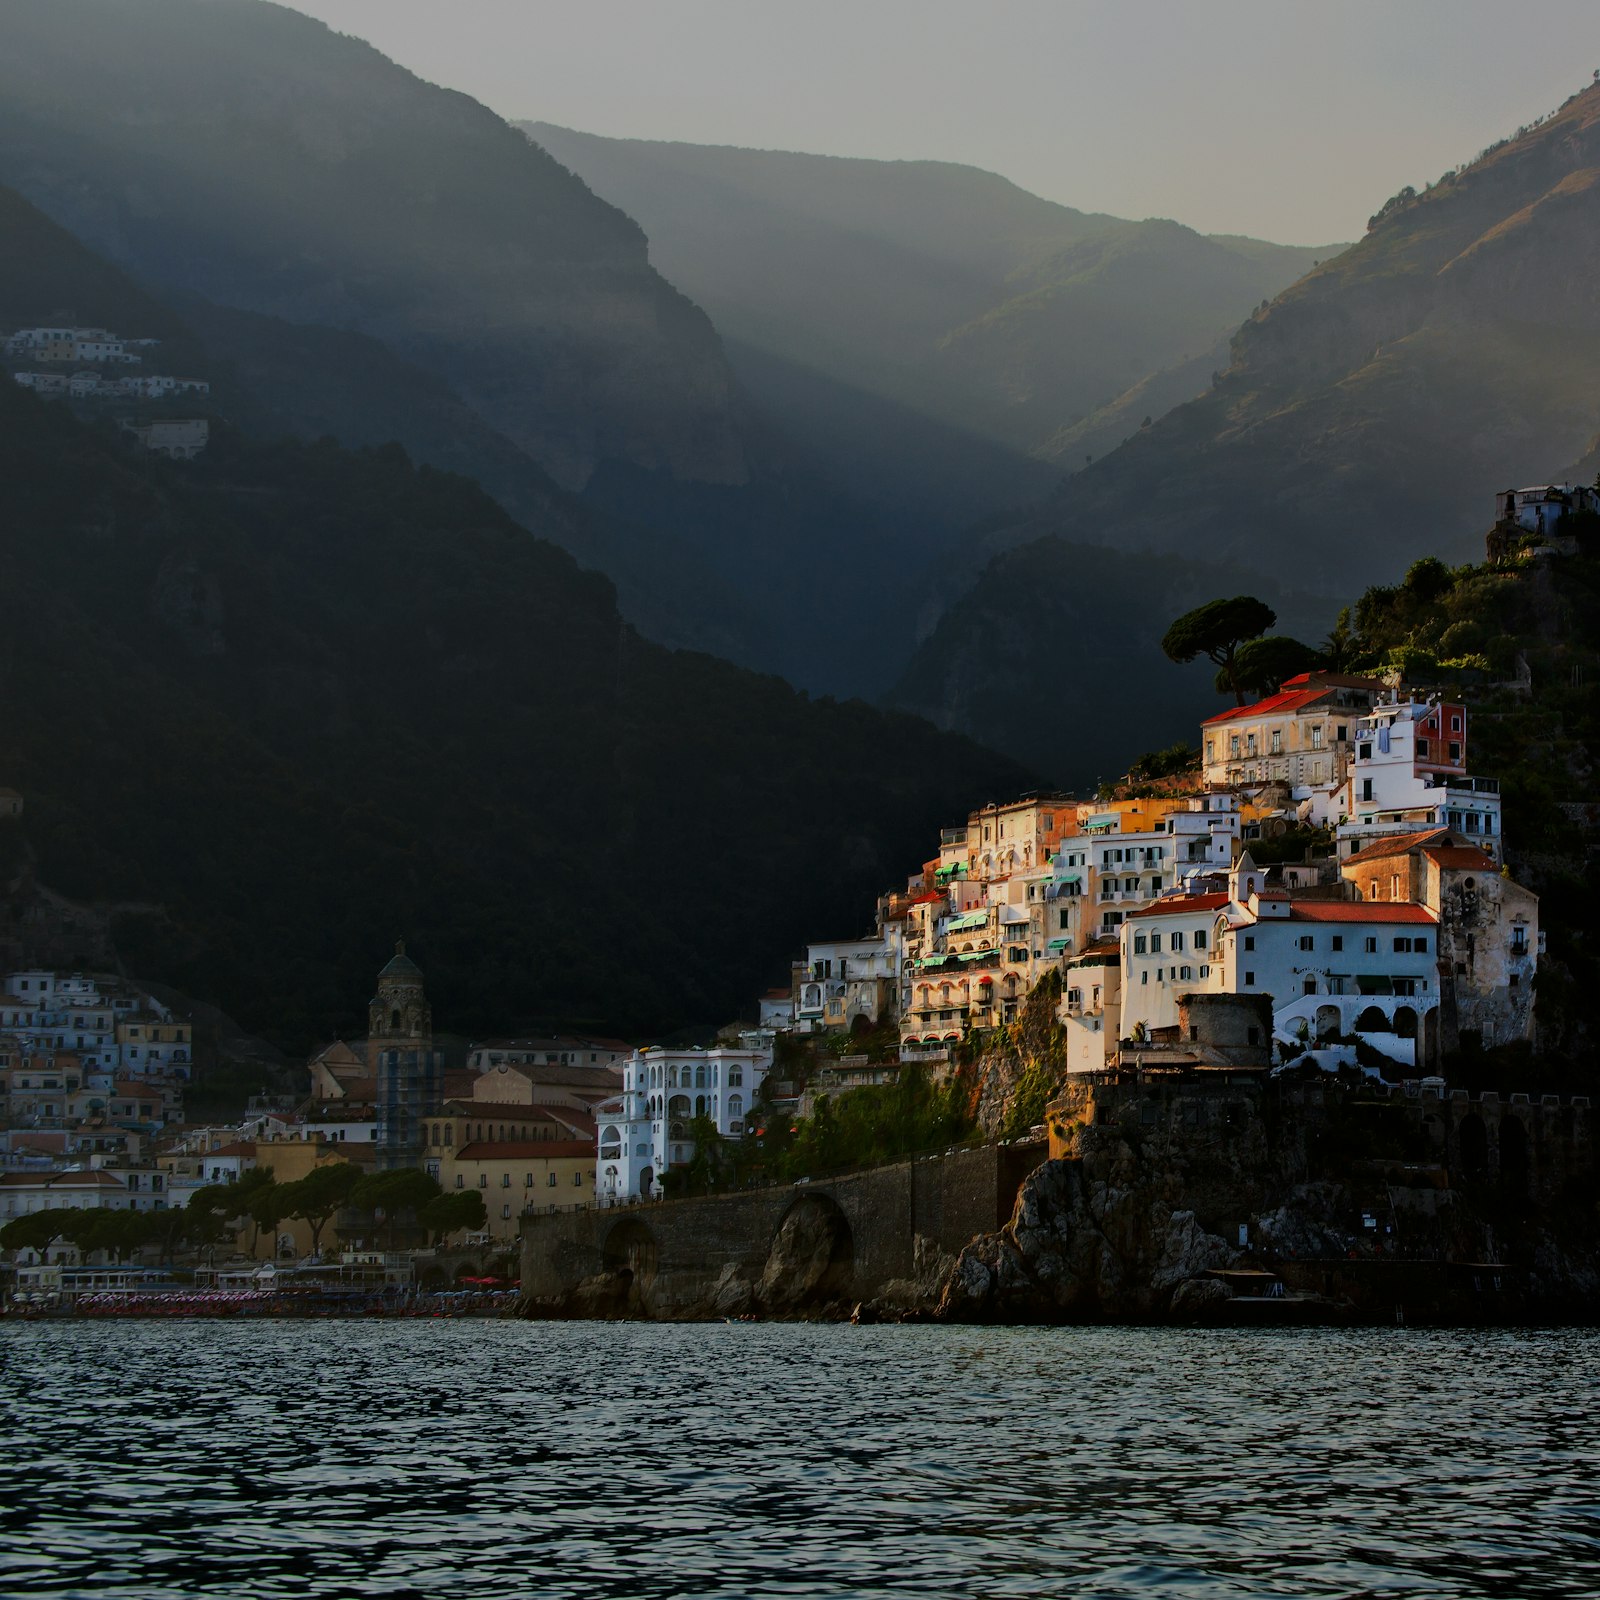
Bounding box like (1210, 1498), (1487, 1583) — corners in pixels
(946, 911), (987, 932)
(1356, 975), (1394, 995)
(1047, 937), (1070, 950)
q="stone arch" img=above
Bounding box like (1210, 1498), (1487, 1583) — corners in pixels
(757, 1193), (854, 1312)
(1457, 1111), (1488, 1175)
(1393, 1006), (1419, 1040)
(1314, 1004), (1342, 1040)
(602, 1217), (658, 1289)
(1355, 1005), (1391, 1033)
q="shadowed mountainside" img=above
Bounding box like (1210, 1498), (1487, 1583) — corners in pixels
(0, 0), (754, 494)
(0, 374), (1035, 1050)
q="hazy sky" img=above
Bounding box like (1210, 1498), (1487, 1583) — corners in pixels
(292, 0), (1600, 242)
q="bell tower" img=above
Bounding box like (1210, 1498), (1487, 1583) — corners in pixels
(368, 940), (442, 1170)
(368, 940), (432, 1052)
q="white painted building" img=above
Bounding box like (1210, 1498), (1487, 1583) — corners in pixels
(793, 937), (896, 1033)
(596, 1043), (772, 1203)
(1336, 697), (1502, 862)
(1495, 483), (1599, 535)
(1059, 939), (1123, 1074)
(1160, 794), (1244, 888)
(0, 1161), (171, 1220)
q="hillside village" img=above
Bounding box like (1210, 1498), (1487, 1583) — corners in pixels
(4, 323), (211, 457)
(0, 485), (1586, 1310)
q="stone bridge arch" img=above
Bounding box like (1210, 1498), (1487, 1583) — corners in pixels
(757, 1192), (855, 1312)
(602, 1217), (659, 1292)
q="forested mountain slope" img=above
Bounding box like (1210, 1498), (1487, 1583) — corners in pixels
(0, 380), (1031, 1049)
(0, 0), (752, 493)
(990, 82), (1600, 586)
(0, 3), (969, 695)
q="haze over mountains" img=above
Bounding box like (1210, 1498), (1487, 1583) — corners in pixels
(894, 82), (1600, 773)
(525, 123), (1336, 507)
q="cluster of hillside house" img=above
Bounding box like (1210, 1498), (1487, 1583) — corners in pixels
(6, 324), (211, 456)
(0, 970), (195, 1226)
(0, 947), (643, 1252)
(763, 671), (1538, 1084)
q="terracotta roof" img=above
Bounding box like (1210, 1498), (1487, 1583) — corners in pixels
(1125, 893), (1232, 919)
(1070, 939), (1121, 961)
(452, 1140), (594, 1161)
(1282, 902), (1437, 924)
(204, 1142), (257, 1158)
(1279, 672), (1385, 691)
(443, 1097), (570, 1117)
(1203, 687), (1330, 727)
(1423, 846), (1499, 870)
(1342, 829), (1452, 865)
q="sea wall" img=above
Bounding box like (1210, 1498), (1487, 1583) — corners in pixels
(519, 1140), (1045, 1320)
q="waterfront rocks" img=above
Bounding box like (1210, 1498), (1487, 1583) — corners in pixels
(755, 1195), (853, 1312)
(936, 1153), (1246, 1322)
(1168, 1276), (1234, 1320)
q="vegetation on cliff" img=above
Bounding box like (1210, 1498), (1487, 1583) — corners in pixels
(0, 376), (1033, 1050)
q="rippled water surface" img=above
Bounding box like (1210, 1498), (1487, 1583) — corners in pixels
(3, 1321), (1599, 1598)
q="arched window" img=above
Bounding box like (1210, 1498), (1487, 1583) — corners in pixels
(695, 1095), (706, 1116)
(695, 1065), (708, 1088)
(390, 1009), (401, 1031)
(728, 1094), (744, 1118)
(668, 1094), (691, 1118)
(728, 1067), (744, 1087)
(444, 1126), (453, 1147)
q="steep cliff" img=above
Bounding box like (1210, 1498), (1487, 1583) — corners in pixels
(936, 1075), (1600, 1324)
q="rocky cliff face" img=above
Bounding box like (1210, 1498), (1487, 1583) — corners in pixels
(935, 1073), (1600, 1324)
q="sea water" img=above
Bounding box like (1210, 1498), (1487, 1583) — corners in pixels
(3, 1321), (1597, 1598)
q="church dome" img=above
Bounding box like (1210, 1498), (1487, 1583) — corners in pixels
(378, 940), (422, 981)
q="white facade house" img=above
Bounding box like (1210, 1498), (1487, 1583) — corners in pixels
(596, 1043), (772, 1202)
(1080, 816), (1172, 940)
(1059, 940), (1122, 1074)
(793, 938), (897, 1033)
(1161, 794), (1243, 888)
(1496, 483), (1600, 535)
(1337, 697), (1501, 862)
(1113, 852), (1443, 1070)
(0, 1161), (170, 1220)
(1119, 891), (1233, 1038)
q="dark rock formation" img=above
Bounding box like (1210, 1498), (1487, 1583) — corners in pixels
(936, 1072), (1600, 1325)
